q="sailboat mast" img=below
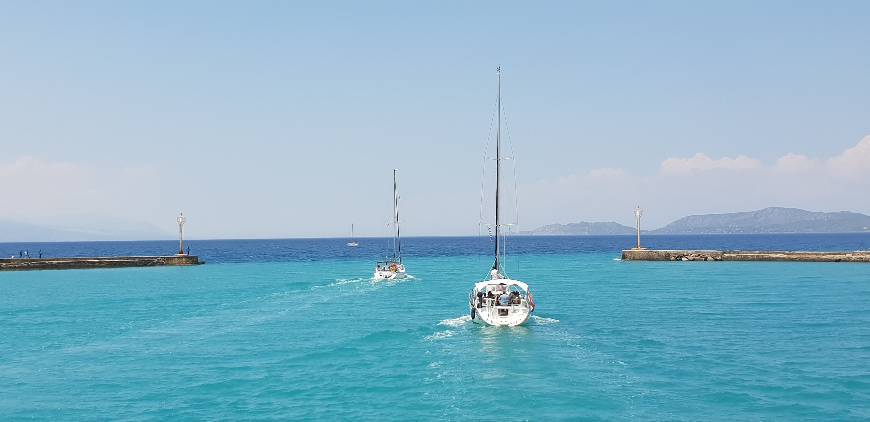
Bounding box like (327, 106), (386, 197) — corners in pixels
(494, 67), (501, 273)
(394, 168), (401, 261)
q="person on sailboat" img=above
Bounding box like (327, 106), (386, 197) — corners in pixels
(498, 292), (511, 306)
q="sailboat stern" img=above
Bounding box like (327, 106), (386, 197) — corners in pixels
(373, 261), (407, 281)
(468, 278), (534, 326)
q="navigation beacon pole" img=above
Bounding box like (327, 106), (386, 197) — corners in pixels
(177, 212), (187, 255)
(634, 205), (643, 250)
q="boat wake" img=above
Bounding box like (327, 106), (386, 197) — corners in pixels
(312, 277), (368, 289)
(438, 315), (471, 327)
(437, 315), (553, 327)
(530, 315), (560, 325)
(333, 277), (366, 286)
(370, 274), (416, 283)
(424, 330), (455, 341)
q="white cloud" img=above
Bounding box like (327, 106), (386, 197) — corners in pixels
(827, 135), (870, 179)
(660, 153), (762, 174)
(522, 136), (870, 229)
(774, 153), (819, 173)
(587, 167), (627, 179)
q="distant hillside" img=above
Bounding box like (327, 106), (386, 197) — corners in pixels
(0, 219), (171, 242)
(652, 207), (870, 234)
(522, 221), (636, 235)
(524, 207), (870, 236)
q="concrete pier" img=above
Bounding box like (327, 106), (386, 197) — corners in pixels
(622, 249), (870, 263)
(0, 255), (202, 271)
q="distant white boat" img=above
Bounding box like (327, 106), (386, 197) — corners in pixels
(373, 169), (408, 280)
(347, 224), (359, 247)
(468, 67), (535, 326)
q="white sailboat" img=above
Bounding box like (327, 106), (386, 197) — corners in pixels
(468, 67), (535, 326)
(347, 224), (359, 247)
(373, 169), (408, 280)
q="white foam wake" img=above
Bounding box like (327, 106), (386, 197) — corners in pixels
(311, 277), (367, 290)
(531, 315), (560, 325)
(332, 278), (365, 286)
(370, 274), (417, 283)
(438, 315), (471, 327)
(424, 330), (455, 341)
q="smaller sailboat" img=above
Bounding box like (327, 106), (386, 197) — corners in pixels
(373, 169), (408, 280)
(347, 224), (359, 247)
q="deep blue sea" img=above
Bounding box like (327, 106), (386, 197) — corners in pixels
(1, 234), (869, 420)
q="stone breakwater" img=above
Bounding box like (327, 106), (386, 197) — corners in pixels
(0, 255), (202, 271)
(622, 249), (870, 263)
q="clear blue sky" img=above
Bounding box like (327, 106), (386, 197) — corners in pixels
(1, 1), (869, 239)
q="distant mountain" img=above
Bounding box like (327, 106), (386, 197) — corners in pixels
(652, 207), (870, 234)
(524, 207), (870, 236)
(522, 221), (636, 235)
(0, 218), (171, 242)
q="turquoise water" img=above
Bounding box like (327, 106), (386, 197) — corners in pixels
(2, 248), (870, 419)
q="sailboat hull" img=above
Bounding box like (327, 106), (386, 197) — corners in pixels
(372, 270), (407, 281)
(373, 262), (407, 281)
(468, 278), (534, 327)
(469, 302), (532, 327)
